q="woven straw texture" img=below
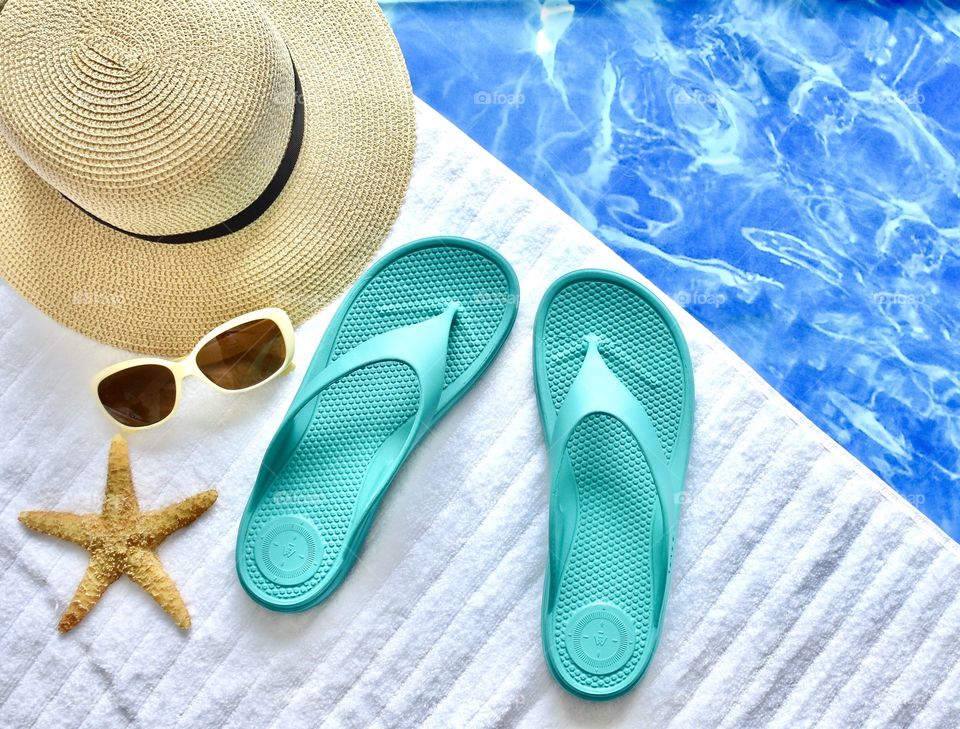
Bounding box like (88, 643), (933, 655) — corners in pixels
(0, 0), (416, 356)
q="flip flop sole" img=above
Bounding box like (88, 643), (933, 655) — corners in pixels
(535, 271), (694, 699)
(237, 237), (519, 611)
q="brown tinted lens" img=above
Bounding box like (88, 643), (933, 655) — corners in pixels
(97, 364), (177, 428)
(196, 318), (286, 391)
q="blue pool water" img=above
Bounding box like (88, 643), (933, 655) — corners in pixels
(383, 1), (960, 539)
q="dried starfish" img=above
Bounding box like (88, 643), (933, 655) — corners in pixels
(19, 435), (217, 632)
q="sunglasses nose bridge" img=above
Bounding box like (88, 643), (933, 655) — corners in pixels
(174, 355), (202, 382)
(94, 313), (291, 428)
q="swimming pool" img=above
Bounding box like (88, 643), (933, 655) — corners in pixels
(383, 0), (960, 540)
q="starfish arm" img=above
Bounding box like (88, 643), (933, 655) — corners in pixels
(19, 511), (101, 549)
(103, 435), (140, 519)
(124, 546), (192, 629)
(58, 552), (121, 632)
(137, 490), (218, 546)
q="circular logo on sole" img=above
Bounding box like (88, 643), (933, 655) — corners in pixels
(255, 516), (324, 586)
(565, 603), (636, 675)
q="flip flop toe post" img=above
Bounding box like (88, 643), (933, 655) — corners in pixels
(535, 270), (694, 700)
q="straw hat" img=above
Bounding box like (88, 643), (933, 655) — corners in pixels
(0, 0), (415, 355)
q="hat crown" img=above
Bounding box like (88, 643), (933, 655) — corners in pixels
(0, 0), (296, 237)
(81, 34), (147, 73)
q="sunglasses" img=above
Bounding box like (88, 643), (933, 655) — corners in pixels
(93, 308), (295, 430)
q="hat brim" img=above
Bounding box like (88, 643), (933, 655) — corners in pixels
(0, 0), (415, 356)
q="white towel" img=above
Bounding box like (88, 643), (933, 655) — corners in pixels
(0, 101), (958, 729)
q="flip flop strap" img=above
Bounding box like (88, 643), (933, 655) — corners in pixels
(253, 303), (459, 517)
(285, 302), (459, 440)
(547, 336), (674, 630)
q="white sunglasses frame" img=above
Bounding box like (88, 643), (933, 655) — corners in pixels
(91, 307), (296, 431)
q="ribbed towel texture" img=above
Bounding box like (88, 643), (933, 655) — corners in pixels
(0, 102), (958, 728)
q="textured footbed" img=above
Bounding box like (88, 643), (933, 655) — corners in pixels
(540, 278), (687, 695)
(240, 244), (514, 605)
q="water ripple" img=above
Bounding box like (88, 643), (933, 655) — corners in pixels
(385, 0), (960, 539)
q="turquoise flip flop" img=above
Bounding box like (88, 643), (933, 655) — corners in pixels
(236, 237), (519, 612)
(534, 270), (694, 700)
